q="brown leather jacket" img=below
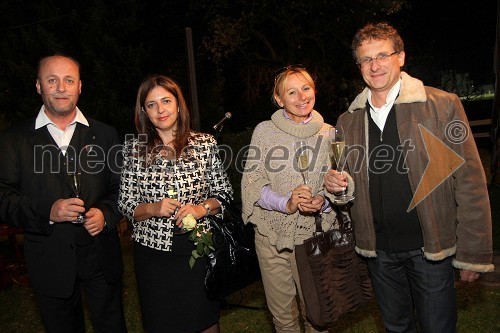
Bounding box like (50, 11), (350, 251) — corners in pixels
(338, 72), (494, 272)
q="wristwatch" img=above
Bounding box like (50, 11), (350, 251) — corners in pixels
(202, 202), (211, 216)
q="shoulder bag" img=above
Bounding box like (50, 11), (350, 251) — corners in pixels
(294, 205), (374, 327)
(204, 196), (261, 300)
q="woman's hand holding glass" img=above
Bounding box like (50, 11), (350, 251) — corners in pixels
(287, 185), (312, 214)
(299, 193), (325, 213)
(153, 197), (182, 219)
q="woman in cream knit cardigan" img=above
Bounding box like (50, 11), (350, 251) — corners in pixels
(241, 66), (353, 333)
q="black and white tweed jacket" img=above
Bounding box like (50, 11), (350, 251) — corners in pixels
(118, 132), (233, 251)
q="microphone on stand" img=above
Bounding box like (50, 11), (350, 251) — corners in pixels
(213, 112), (232, 130)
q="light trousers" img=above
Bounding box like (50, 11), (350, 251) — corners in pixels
(254, 231), (329, 333)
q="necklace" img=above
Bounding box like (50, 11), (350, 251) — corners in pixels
(158, 140), (176, 160)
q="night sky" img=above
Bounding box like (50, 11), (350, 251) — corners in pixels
(2, 1), (496, 84)
(0, 0), (498, 133)
(398, 1), (498, 85)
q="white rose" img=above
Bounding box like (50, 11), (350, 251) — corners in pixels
(182, 214), (197, 231)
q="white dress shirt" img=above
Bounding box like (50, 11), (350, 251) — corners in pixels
(367, 79), (401, 131)
(35, 106), (89, 155)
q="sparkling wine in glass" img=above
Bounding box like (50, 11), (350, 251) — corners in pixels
(330, 127), (354, 204)
(67, 172), (84, 223)
(295, 141), (309, 185)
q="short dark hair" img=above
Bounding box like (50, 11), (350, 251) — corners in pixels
(351, 22), (404, 61)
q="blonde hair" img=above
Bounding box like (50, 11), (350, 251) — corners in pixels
(272, 66), (315, 107)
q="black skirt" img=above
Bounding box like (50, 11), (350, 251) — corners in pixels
(133, 235), (220, 333)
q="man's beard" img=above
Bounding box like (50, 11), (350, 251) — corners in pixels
(44, 99), (77, 118)
(51, 107), (74, 117)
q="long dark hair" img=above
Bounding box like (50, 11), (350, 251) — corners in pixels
(134, 75), (191, 158)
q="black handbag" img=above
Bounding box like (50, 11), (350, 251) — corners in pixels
(294, 205), (374, 327)
(204, 196), (261, 300)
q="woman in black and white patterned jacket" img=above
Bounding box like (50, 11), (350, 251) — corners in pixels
(119, 75), (233, 333)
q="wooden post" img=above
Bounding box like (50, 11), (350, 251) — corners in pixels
(185, 27), (201, 131)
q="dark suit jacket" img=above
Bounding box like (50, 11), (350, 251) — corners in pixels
(0, 117), (124, 298)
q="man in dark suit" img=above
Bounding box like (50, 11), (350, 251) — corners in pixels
(0, 54), (127, 332)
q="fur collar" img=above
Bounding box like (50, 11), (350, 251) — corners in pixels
(347, 72), (427, 113)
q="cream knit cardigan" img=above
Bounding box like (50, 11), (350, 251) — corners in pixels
(241, 110), (353, 251)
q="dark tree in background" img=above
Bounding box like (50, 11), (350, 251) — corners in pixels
(0, 0), (408, 135)
(189, 0), (409, 128)
(0, 0), (147, 136)
(0, 0), (496, 136)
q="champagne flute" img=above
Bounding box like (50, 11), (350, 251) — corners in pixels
(295, 141), (309, 185)
(330, 127), (354, 204)
(67, 171), (84, 223)
(166, 181), (187, 235)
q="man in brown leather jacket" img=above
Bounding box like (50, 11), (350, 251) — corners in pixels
(324, 22), (493, 333)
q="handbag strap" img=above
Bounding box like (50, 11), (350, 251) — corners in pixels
(314, 205), (353, 234)
(314, 213), (323, 234)
(335, 204), (352, 234)
(212, 195), (243, 223)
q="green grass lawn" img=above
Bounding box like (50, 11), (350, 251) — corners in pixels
(0, 238), (499, 333)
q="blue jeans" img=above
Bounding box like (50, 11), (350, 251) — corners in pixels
(367, 249), (457, 333)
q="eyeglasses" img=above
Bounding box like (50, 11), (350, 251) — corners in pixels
(274, 64), (305, 75)
(356, 51), (399, 67)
